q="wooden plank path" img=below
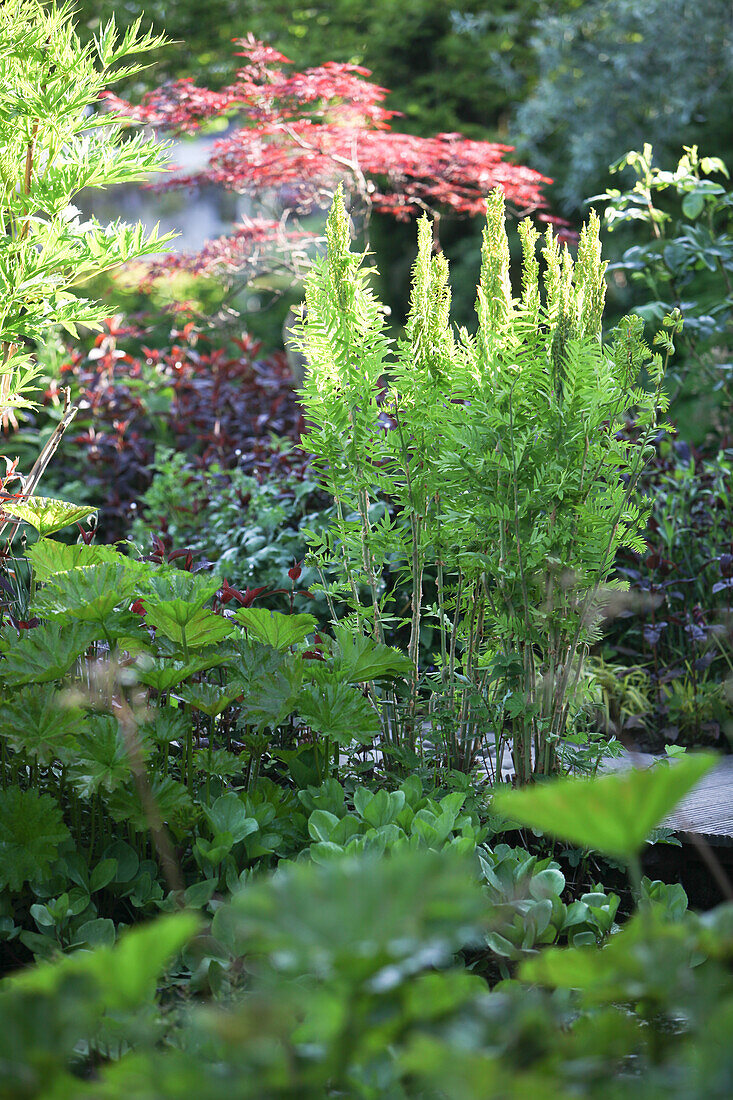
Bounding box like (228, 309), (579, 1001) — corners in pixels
(607, 753), (733, 847)
(663, 757), (733, 846)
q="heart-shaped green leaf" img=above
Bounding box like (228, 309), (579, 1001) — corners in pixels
(204, 793), (259, 844)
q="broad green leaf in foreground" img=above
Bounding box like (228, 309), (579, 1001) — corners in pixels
(144, 602), (234, 649)
(296, 681), (381, 745)
(132, 654), (228, 692)
(331, 623), (414, 682)
(0, 496), (97, 537)
(32, 562), (139, 622)
(492, 754), (717, 860)
(7, 913), (198, 1010)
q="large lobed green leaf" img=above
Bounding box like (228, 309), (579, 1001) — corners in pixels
(234, 608), (317, 651)
(0, 620), (98, 684)
(0, 496), (97, 537)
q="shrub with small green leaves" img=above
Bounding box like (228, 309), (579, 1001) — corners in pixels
(595, 144), (733, 441)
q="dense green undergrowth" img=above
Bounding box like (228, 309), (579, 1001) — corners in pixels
(1, 759), (731, 1099)
(1, 4), (733, 1098)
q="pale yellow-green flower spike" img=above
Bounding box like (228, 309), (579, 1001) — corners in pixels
(541, 222), (562, 327)
(476, 188), (513, 347)
(549, 245), (576, 389)
(406, 215), (434, 357)
(431, 251), (452, 341)
(406, 216), (453, 380)
(325, 183), (356, 313)
(518, 217), (540, 325)
(575, 210), (607, 339)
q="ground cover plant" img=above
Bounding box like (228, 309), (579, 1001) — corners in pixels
(0, 531), (417, 962)
(2, 758), (732, 1098)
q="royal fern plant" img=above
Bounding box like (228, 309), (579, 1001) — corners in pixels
(0, 0), (174, 540)
(296, 186), (679, 782)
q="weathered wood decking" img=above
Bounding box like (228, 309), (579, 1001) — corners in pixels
(663, 757), (733, 846)
(607, 753), (733, 846)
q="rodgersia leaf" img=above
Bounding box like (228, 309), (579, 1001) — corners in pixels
(331, 624), (413, 683)
(0, 497), (97, 537)
(177, 682), (240, 718)
(26, 539), (132, 582)
(107, 775), (193, 835)
(0, 684), (83, 765)
(0, 620), (99, 684)
(69, 715), (134, 799)
(144, 602), (234, 649)
(32, 562), (139, 623)
(234, 608), (317, 651)
(0, 789), (70, 891)
(297, 682), (381, 745)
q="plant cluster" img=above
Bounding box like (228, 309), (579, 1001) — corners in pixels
(295, 186), (675, 779)
(129, 449), (330, 608)
(596, 144), (733, 442)
(0, 526), (420, 958)
(599, 436), (733, 749)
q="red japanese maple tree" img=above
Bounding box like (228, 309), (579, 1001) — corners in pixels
(104, 36), (556, 287)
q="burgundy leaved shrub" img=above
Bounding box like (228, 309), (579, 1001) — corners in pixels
(38, 309), (307, 542)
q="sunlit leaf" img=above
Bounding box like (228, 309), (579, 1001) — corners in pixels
(177, 682), (240, 718)
(0, 496), (97, 537)
(144, 602), (234, 649)
(27, 538), (131, 581)
(32, 562), (139, 623)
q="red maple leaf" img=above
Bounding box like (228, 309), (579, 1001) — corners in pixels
(102, 37), (557, 286)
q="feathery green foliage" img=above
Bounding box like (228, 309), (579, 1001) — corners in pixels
(296, 187), (678, 780)
(0, 0), (174, 522)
